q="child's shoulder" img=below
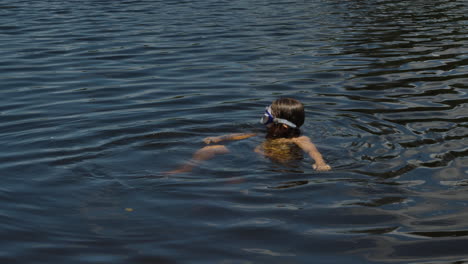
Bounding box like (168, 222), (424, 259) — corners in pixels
(291, 135), (311, 143)
(269, 136), (311, 145)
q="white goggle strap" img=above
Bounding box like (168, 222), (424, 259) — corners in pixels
(274, 118), (297, 128)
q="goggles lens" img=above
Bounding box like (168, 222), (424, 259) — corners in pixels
(260, 106), (274, 125)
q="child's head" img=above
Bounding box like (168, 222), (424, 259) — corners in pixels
(262, 98), (305, 138)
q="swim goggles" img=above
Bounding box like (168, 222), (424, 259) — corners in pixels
(260, 105), (297, 128)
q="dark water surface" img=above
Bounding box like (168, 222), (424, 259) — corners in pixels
(1, 0), (467, 263)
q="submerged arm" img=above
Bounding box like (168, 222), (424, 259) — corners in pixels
(164, 145), (229, 175)
(165, 133), (256, 175)
(204, 133), (257, 144)
(293, 136), (331, 171)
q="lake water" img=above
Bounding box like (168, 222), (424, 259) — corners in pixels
(1, 0), (467, 263)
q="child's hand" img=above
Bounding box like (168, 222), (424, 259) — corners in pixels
(313, 163), (331, 171)
(203, 136), (222, 144)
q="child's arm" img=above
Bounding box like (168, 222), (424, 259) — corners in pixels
(164, 145), (229, 175)
(165, 133), (256, 175)
(292, 136), (331, 171)
(204, 133), (257, 144)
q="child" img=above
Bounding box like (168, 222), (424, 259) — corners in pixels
(166, 98), (331, 174)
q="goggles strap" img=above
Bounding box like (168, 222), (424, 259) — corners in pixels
(274, 118), (297, 128)
(261, 105), (297, 128)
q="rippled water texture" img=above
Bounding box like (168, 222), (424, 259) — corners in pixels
(1, 0), (467, 263)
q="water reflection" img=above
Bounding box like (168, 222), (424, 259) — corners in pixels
(0, 0), (467, 263)
(322, 0), (468, 183)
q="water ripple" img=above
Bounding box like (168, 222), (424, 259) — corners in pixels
(0, 0), (467, 263)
